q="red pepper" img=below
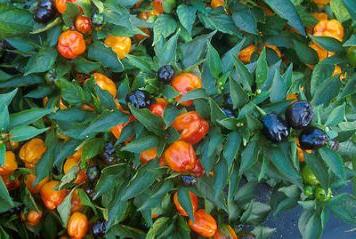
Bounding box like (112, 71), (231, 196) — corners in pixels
(173, 191), (199, 217)
(171, 73), (202, 106)
(149, 98), (168, 117)
(188, 209), (218, 238)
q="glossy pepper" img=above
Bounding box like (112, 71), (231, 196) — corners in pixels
(67, 212), (89, 239)
(313, 19), (344, 42)
(40, 180), (67, 210)
(23, 210), (42, 226)
(265, 44), (282, 58)
(92, 72), (117, 97)
(104, 35), (131, 59)
(57, 30), (86, 59)
(19, 138), (46, 168)
(126, 90), (152, 109)
(2, 175), (20, 190)
(188, 209), (218, 238)
(140, 147), (158, 164)
(55, 0), (76, 14)
(309, 42), (334, 61)
(238, 44), (256, 63)
(75, 16), (92, 34)
(71, 189), (83, 212)
(181, 175), (197, 186)
(0, 151), (17, 176)
(302, 165), (319, 186)
(299, 127), (328, 150)
(92, 221), (107, 237)
(173, 191), (199, 217)
(149, 98), (168, 117)
(34, 0), (57, 23)
(152, 0), (164, 14)
(211, 0), (224, 8)
(63, 155), (87, 185)
(172, 111), (209, 145)
(161, 140), (204, 176)
(261, 113), (289, 143)
(24, 174), (49, 194)
(315, 187), (332, 202)
(214, 225), (239, 239)
(313, 0), (330, 6)
(157, 65), (175, 83)
(171, 72), (202, 106)
(285, 101), (313, 129)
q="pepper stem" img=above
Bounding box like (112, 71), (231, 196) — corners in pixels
(254, 104), (266, 116)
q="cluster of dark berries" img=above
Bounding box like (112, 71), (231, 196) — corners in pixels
(34, 0), (57, 23)
(262, 101), (328, 150)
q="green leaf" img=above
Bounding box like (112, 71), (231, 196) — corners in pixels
(0, 105), (9, 131)
(0, 88), (17, 107)
(213, 159), (228, 200)
(223, 131), (241, 167)
(177, 4), (196, 34)
(177, 188), (194, 220)
(263, 0), (305, 35)
(342, 0), (356, 20)
(95, 164), (126, 199)
(146, 217), (170, 239)
(270, 69), (287, 103)
(122, 135), (159, 153)
(79, 111), (128, 138)
(198, 13), (238, 35)
(310, 36), (344, 53)
(229, 79), (248, 109)
(255, 48), (269, 89)
(311, 76), (341, 106)
(302, 211), (322, 239)
(9, 126), (48, 142)
(129, 106), (165, 136)
(239, 140), (259, 175)
(304, 153), (330, 189)
(62, 3), (80, 26)
(126, 55), (154, 73)
(0, 74), (44, 88)
(153, 14), (177, 45)
(292, 40), (318, 64)
(232, 8), (257, 35)
(56, 79), (88, 105)
(57, 191), (73, 226)
(180, 88), (208, 102)
(331, 0), (351, 22)
(88, 41), (124, 72)
(0, 177), (14, 213)
(73, 57), (101, 74)
(318, 148), (346, 180)
(81, 138), (105, 162)
(24, 48), (57, 75)
(0, 144), (5, 166)
(310, 63), (334, 96)
(35, 131), (57, 184)
(9, 108), (52, 129)
(329, 193), (356, 224)
(235, 58), (252, 91)
(206, 42), (222, 78)
(155, 31), (179, 66)
(222, 38), (245, 73)
(0, 4), (34, 39)
(325, 103), (345, 126)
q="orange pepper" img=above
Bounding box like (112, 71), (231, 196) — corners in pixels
(40, 180), (68, 210)
(313, 19), (344, 42)
(214, 225), (239, 239)
(71, 189), (83, 212)
(57, 30), (86, 59)
(104, 35), (131, 59)
(1, 175), (20, 190)
(238, 44), (256, 63)
(188, 209), (218, 238)
(211, 0), (224, 8)
(152, 0), (164, 14)
(140, 147), (158, 164)
(111, 115), (135, 139)
(24, 174), (49, 194)
(332, 65), (347, 80)
(92, 72), (117, 97)
(161, 141), (204, 176)
(265, 44), (282, 58)
(0, 151), (17, 176)
(173, 191), (199, 217)
(24, 210), (43, 226)
(55, 0), (76, 14)
(19, 138), (46, 169)
(149, 98), (168, 117)
(63, 155), (87, 185)
(286, 93), (298, 101)
(67, 212), (89, 239)
(309, 42), (334, 61)
(75, 16), (92, 34)
(172, 111), (209, 145)
(171, 73), (202, 106)
(313, 0), (330, 6)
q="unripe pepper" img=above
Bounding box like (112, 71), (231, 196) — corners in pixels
(149, 98), (168, 117)
(67, 212), (89, 239)
(57, 30), (86, 59)
(172, 111), (209, 145)
(140, 147), (158, 164)
(92, 72), (117, 97)
(24, 174), (49, 194)
(313, 19), (344, 42)
(104, 35), (131, 59)
(188, 209), (218, 238)
(214, 225), (238, 239)
(171, 73), (202, 106)
(22, 210), (42, 226)
(238, 44), (256, 63)
(161, 141), (204, 176)
(40, 180), (68, 210)
(173, 191), (199, 217)
(211, 0), (224, 8)
(0, 151), (17, 176)
(55, 0), (76, 14)
(19, 138), (46, 169)
(302, 165), (319, 186)
(75, 16), (92, 34)
(315, 187), (332, 202)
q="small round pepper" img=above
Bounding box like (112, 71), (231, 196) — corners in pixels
(0, 151), (17, 176)
(75, 16), (92, 34)
(140, 147), (158, 164)
(313, 19), (344, 42)
(55, 0), (76, 14)
(67, 212), (89, 239)
(57, 30), (86, 59)
(19, 138), (46, 168)
(261, 113), (289, 143)
(71, 189), (83, 212)
(213, 225), (238, 239)
(152, 0), (164, 14)
(23, 210), (42, 226)
(285, 101), (313, 129)
(188, 209), (218, 238)
(211, 0), (224, 8)
(149, 98), (168, 117)
(313, 0), (330, 6)
(171, 73), (202, 106)
(173, 191), (199, 217)
(40, 180), (68, 210)
(315, 187), (332, 202)
(93, 73), (117, 97)
(24, 174), (49, 194)
(309, 42), (334, 61)
(299, 127), (328, 150)
(104, 35), (131, 59)
(63, 155), (87, 185)
(1, 175), (20, 190)
(238, 44), (256, 63)
(172, 111), (209, 145)
(302, 165), (319, 186)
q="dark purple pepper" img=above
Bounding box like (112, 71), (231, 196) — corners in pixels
(222, 108), (235, 118)
(181, 175), (197, 186)
(157, 65), (175, 83)
(92, 221), (107, 237)
(126, 90), (152, 109)
(299, 127), (328, 150)
(103, 142), (116, 164)
(285, 101), (313, 129)
(261, 113), (289, 143)
(34, 0), (56, 23)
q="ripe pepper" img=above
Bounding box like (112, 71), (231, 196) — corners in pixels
(313, 0), (330, 6)
(238, 44), (256, 63)
(152, 0), (164, 14)
(24, 174), (49, 194)
(22, 210), (42, 226)
(172, 111), (209, 145)
(285, 101), (313, 129)
(71, 189), (83, 212)
(265, 44), (282, 58)
(299, 127), (328, 150)
(92, 72), (117, 97)
(67, 212), (89, 239)
(173, 191), (199, 217)
(34, 0), (57, 23)
(63, 154), (87, 185)
(313, 19), (344, 42)
(171, 73), (202, 106)
(104, 35), (131, 59)
(188, 209), (218, 238)
(19, 138), (46, 169)
(55, 0), (76, 14)
(211, 0), (224, 8)
(213, 225), (238, 239)
(332, 65), (346, 80)
(161, 140), (204, 176)
(149, 98), (168, 117)
(140, 147), (158, 164)
(0, 151), (17, 176)
(40, 180), (68, 210)
(75, 16), (92, 34)
(261, 113), (289, 143)
(1, 175), (20, 190)
(309, 42), (334, 61)
(57, 30), (86, 59)
(111, 115), (135, 139)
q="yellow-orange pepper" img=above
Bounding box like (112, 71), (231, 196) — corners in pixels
(211, 0), (224, 8)
(19, 138), (46, 168)
(265, 44), (282, 58)
(173, 191), (199, 217)
(140, 147), (158, 164)
(0, 151), (17, 176)
(104, 35), (132, 59)
(40, 180), (68, 210)
(93, 73), (117, 97)
(238, 45), (256, 63)
(171, 73), (202, 106)
(55, 0), (77, 14)
(57, 30), (86, 59)
(313, 19), (344, 42)
(332, 65), (346, 80)
(63, 154), (87, 185)
(149, 98), (168, 118)
(67, 212), (89, 239)
(22, 210), (42, 226)
(24, 174), (49, 194)
(188, 209), (218, 238)
(313, 0), (330, 6)
(309, 42), (334, 61)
